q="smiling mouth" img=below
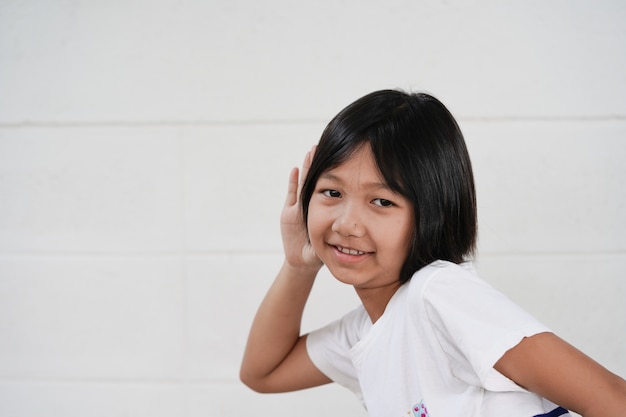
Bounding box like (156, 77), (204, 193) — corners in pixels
(335, 245), (367, 256)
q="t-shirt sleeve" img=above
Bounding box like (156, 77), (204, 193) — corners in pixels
(418, 263), (552, 392)
(305, 307), (365, 398)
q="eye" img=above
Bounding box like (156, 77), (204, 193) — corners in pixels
(372, 198), (394, 207)
(322, 189), (341, 198)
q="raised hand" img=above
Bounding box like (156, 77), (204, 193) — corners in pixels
(240, 145), (330, 393)
(280, 146), (323, 272)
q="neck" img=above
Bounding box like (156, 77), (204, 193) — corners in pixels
(355, 281), (403, 323)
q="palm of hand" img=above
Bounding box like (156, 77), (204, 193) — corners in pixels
(280, 148), (322, 272)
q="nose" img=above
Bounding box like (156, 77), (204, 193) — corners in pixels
(331, 202), (366, 238)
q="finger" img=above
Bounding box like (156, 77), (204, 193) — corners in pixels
(284, 167), (299, 207)
(297, 146), (317, 198)
(302, 145), (316, 180)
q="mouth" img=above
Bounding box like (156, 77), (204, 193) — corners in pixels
(334, 245), (368, 256)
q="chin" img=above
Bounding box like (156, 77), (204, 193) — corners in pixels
(325, 267), (369, 287)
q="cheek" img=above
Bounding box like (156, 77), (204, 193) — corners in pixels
(393, 216), (415, 254)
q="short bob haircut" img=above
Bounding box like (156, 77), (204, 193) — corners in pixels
(301, 89), (477, 284)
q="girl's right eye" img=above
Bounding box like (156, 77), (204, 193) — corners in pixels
(322, 189), (341, 198)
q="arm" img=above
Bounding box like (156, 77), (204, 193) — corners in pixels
(240, 148), (331, 393)
(239, 262), (330, 392)
(494, 332), (626, 417)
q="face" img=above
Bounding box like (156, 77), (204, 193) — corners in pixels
(307, 144), (414, 291)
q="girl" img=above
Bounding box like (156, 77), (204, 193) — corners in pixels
(240, 90), (626, 416)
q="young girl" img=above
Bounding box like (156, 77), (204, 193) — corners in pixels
(240, 90), (626, 416)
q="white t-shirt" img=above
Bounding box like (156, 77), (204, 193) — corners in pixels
(306, 260), (571, 417)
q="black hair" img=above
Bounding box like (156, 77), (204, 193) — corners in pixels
(301, 89), (477, 283)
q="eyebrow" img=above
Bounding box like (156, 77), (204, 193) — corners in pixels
(319, 172), (392, 191)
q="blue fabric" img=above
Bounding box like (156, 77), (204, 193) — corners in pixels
(534, 407), (569, 417)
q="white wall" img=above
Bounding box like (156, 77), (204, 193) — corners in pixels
(1, 1), (625, 416)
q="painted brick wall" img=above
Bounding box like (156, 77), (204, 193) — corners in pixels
(1, 1), (624, 416)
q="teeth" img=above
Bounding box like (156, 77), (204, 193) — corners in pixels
(337, 246), (365, 255)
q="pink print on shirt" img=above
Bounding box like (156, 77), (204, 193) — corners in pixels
(411, 401), (429, 417)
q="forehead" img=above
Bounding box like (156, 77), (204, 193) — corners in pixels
(319, 145), (388, 188)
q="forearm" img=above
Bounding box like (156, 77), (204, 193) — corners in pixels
(240, 261), (319, 388)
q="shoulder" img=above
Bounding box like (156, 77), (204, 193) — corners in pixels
(406, 260), (544, 335)
(307, 305), (369, 352)
(405, 260), (485, 317)
(407, 260), (480, 298)
(411, 259), (476, 280)
(305, 305), (367, 397)
(406, 261), (553, 390)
